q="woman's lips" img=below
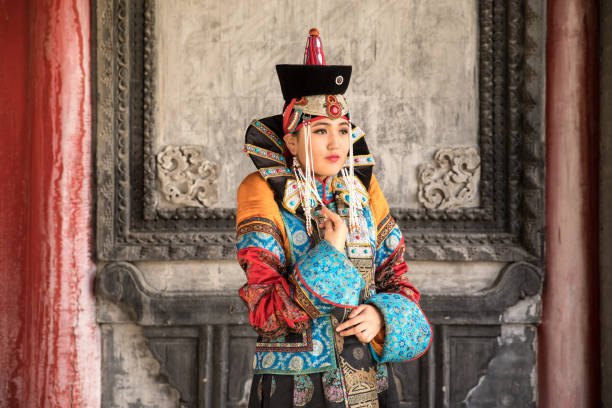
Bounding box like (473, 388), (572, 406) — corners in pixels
(326, 155), (340, 162)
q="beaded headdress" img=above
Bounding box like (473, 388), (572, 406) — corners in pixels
(276, 29), (359, 233)
(243, 29), (375, 235)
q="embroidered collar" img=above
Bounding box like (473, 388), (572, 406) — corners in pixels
(244, 114), (375, 216)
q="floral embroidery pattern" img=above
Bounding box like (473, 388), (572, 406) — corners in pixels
(238, 248), (309, 339)
(374, 222), (401, 267)
(289, 274), (322, 319)
(322, 368), (345, 403)
(366, 293), (432, 363)
(237, 230), (286, 265)
(255, 325), (312, 352)
(376, 213), (396, 249)
(293, 375), (314, 406)
(375, 364), (389, 393)
(295, 240), (364, 311)
(253, 316), (336, 374)
(279, 208), (312, 262)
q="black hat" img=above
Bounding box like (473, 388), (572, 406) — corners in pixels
(276, 28), (352, 102)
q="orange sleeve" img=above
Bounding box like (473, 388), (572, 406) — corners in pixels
(236, 172), (290, 256)
(370, 327), (386, 357)
(368, 174), (391, 228)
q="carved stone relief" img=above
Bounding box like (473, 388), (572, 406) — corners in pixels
(417, 147), (481, 210)
(156, 145), (219, 208)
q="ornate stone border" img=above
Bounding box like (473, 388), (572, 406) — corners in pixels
(95, 0), (545, 261)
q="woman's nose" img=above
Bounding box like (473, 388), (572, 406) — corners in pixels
(328, 129), (341, 148)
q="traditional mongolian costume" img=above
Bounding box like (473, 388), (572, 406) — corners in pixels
(236, 29), (432, 407)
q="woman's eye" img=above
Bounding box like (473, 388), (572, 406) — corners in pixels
(340, 129), (349, 135)
(314, 129), (327, 134)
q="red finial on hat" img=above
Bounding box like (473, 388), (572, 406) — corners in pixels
(303, 28), (326, 66)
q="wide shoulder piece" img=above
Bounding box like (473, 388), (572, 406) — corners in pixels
(236, 171), (290, 256)
(368, 174), (390, 226)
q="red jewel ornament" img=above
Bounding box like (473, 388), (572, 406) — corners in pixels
(325, 95), (342, 119)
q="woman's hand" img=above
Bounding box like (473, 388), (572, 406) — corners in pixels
(319, 206), (348, 252)
(335, 304), (384, 343)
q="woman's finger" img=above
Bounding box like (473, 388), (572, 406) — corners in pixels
(348, 304), (368, 319)
(354, 328), (370, 342)
(339, 321), (370, 337)
(356, 331), (373, 343)
(321, 206), (342, 225)
(335, 313), (366, 332)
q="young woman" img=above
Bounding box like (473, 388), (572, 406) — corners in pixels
(236, 29), (431, 407)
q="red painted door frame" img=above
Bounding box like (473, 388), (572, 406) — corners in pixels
(540, 0), (600, 406)
(0, 1), (99, 407)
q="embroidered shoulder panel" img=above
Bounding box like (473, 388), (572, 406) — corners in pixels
(350, 125), (366, 143)
(249, 119), (284, 151)
(366, 293), (431, 363)
(345, 153), (376, 167)
(282, 179), (301, 213)
(375, 223), (402, 269)
(245, 144), (287, 166)
(334, 174), (370, 208)
(253, 316), (337, 375)
(236, 217), (286, 264)
(258, 166), (293, 180)
(376, 213), (395, 248)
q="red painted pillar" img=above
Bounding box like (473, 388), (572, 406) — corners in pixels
(540, 0), (600, 406)
(0, 1), (29, 406)
(0, 1), (100, 407)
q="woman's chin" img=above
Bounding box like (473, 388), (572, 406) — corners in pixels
(315, 164), (346, 177)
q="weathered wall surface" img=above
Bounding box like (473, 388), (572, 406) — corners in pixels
(155, 0), (478, 209)
(601, 0), (612, 405)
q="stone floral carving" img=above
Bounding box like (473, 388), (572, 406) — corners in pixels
(417, 147), (481, 210)
(156, 145), (219, 207)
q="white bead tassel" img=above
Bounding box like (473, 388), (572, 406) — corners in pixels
(293, 122), (323, 235)
(341, 124), (359, 231)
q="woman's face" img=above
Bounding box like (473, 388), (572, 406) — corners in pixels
(284, 117), (351, 178)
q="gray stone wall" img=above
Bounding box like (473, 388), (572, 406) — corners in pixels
(97, 0), (544, 406)
(155, 0), (478, 210)
(601, 0), (612, 405)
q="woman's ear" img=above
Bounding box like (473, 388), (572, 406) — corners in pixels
(284, 132), (298, 155)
